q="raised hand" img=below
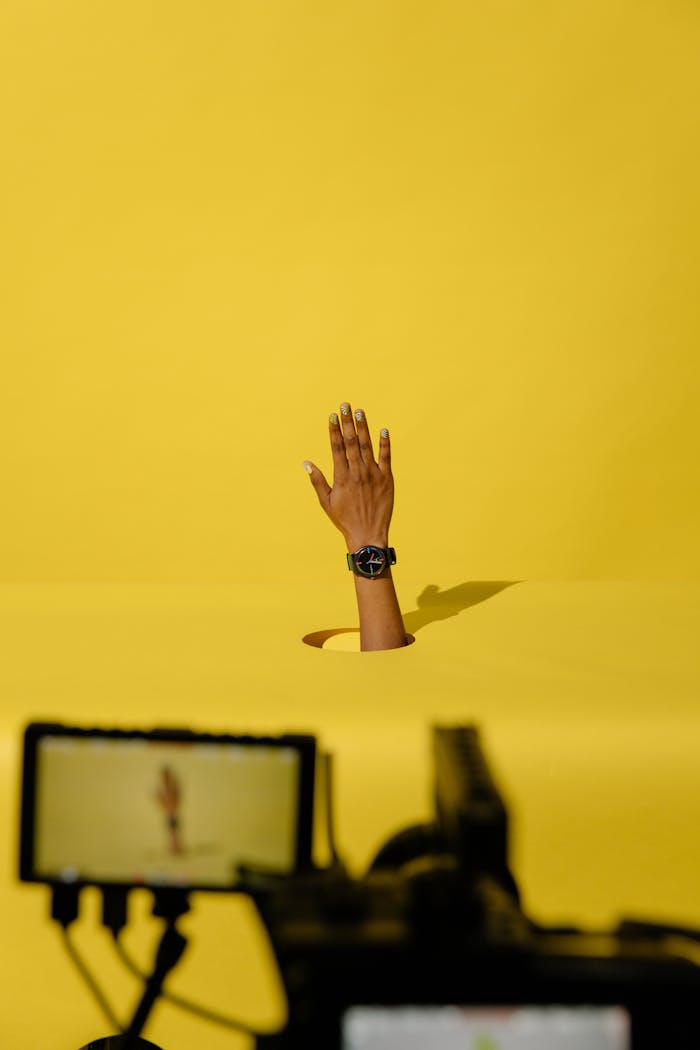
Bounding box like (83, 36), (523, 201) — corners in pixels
(303, 402), (393, 553)
(303, 402), (406, 651)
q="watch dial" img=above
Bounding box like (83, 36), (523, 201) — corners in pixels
(355, 547), (386, 577)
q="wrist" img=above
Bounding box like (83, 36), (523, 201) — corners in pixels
(344, 535), (389, 553)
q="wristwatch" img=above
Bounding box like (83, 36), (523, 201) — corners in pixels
(346, 546), (397, 578)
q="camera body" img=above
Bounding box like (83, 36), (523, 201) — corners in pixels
(248, 727), (700, 1049)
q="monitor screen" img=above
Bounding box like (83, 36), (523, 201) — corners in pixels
(342, 1005), (630, 1050)
(20, 723), (315, 891)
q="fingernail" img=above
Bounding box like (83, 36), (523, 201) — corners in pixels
(329, 412), (339, 425)
(303, 461), (312, 474)
(354, 408), (364, 422)
(381, 428), (389, 438)
(340, 403), (351, 415)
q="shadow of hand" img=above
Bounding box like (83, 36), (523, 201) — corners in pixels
(302, 581), (520, 649)
(402, 581), (519, 635)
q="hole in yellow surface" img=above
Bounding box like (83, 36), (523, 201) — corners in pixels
(302, 582), (516, 652)
(302, 628), (416, 652)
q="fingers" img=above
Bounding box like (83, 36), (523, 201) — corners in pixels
(353, 407), (375, 466)
(310, 403), (390, 493)
(377, 426), (391, 475)
(303, 460), (331, 513)
(339, 401), (363, 475)
(328, 411), (348, 480)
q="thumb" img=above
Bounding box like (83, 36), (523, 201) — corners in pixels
(302, 461), (331, 511)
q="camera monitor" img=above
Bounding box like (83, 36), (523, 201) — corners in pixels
(19, 722), (316, 892)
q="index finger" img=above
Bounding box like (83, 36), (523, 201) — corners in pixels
(377, 426), (391, 475)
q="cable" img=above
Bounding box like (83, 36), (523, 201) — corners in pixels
(61, 925), (125, 1035)
(110, 932), (276, 1037)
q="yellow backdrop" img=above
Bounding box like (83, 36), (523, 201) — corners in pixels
(1, 3), (699, 1049)
(2, 0), (699, 583)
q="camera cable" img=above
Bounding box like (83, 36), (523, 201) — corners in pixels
(61, 927), (125, 1034)
(109, 932), (265, 1036)
(102, 890), (276, 1038)
(52, 885), (125, 1035)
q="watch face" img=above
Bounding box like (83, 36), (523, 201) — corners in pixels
(354, 546), (387, 577)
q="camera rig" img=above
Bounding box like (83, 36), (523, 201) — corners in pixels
(247, 726), (700, 1049)
(19, 722), (700, 1049)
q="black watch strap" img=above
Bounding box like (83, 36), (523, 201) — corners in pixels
(346, 546), (397, 578)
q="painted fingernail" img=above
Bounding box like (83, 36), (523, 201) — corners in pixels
(354, 408), (364, 422)
(381, 428), (389, 438)
(340, 403), (351, 415)
(329, 412), (339, 425)
(303, 461), (312, 474)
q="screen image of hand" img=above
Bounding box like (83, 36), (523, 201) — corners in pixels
(155, 766), (184, 856)
(304, 403), (407, 652)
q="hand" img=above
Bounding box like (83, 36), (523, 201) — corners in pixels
(304, 402), (394, 552)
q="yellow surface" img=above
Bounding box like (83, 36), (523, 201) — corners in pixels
(1, 580), (699, 1049)
(1, 2), (700, 1048)
(1, 0), (700, 583)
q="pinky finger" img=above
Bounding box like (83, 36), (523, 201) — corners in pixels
(377, 428), (391, 473)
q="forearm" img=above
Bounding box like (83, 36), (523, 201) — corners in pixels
(353, 569), (407, 651)
(305, 401), (405, 651)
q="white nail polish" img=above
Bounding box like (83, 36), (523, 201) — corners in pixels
(380, 428), (389, 438)
(303, 461), (312, 474)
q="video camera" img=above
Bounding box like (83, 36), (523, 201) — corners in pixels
(19, 722), (700, 1049)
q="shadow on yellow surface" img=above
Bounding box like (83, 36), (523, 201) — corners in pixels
(303, 581), (518, 650)
(402, 580), (520, 635)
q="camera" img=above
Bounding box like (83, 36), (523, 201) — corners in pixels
(248, 726), (700, 1049)
(19, 722), (700, 1049)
